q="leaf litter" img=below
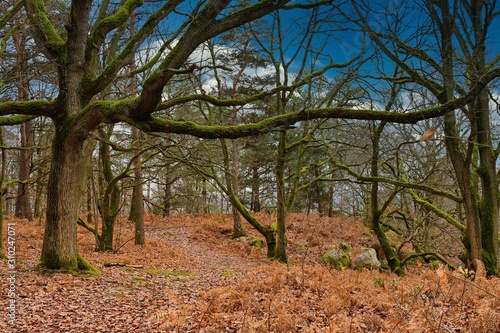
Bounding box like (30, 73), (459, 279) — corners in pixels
(1, 213), (499, 332)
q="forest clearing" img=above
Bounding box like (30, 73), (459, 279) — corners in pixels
(1, 213), (499, 333)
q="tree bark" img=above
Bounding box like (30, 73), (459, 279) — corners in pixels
(221, 138), (247, 237)
(0, 128), (6, 258)
(328, 175), (335, 217)
(230, 140), (246, 237)
(274, 131), (288, 263)
(41, 131), (94, 271)
(163, 165), (173, 217)
(438, 0), (483, 266)
(127, 12), (145, 245)
(370, 122), (404, 275)
(15, 121), (33, 221)
(129, 127), (145, 245)
(14, 28), (33, 221)
(98, 127), (122, 251)
(475, 85), (499, 274)
(250, 162), (261, 212)
(131, 179), (145, 245)
(469, 0), (498, 274)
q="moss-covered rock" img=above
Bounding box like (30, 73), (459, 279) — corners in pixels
(321, 243), (383, 271)
(321, 247), (351, 271)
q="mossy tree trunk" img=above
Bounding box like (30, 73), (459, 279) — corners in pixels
(15, 120), (34, 221)
(370, 121), (404, 275)
(220, 138), (247, 238)
(476, 111), (499, 274)
(39, 0), (96, 270)
(41, 129), (94, 270)
(469, 1), (498, 274)
(328, 173), (335, 217)
(13, 29), (33, 221)
(229, 192), (277, 257)
(437, 1), (484, 267)
(97, 126), (122, 252)
(209, 163), (277, 257)
(163, 164), (175, 217)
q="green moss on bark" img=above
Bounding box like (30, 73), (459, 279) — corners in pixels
(39, 252), (99, 274)
(76, 254), (100, 275)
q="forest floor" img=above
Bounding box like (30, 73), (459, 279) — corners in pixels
(1, 213), (499, 333)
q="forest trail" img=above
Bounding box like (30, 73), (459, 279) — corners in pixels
(2, 215), (272, 333)
(145, 221), (268, 290)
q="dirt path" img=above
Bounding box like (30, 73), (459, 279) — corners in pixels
(145, 224), (266, 289)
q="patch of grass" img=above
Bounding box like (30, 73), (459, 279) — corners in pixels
(297, 245), (309, 251)
(221, 269), (238, 276)
(111, 292), (126, 298)
(131, 276), (146, 282)
(145, 269), (196, 277)
(34, 265), (99, 278)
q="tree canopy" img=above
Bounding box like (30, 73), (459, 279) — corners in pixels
(0, 0), (499, 274)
